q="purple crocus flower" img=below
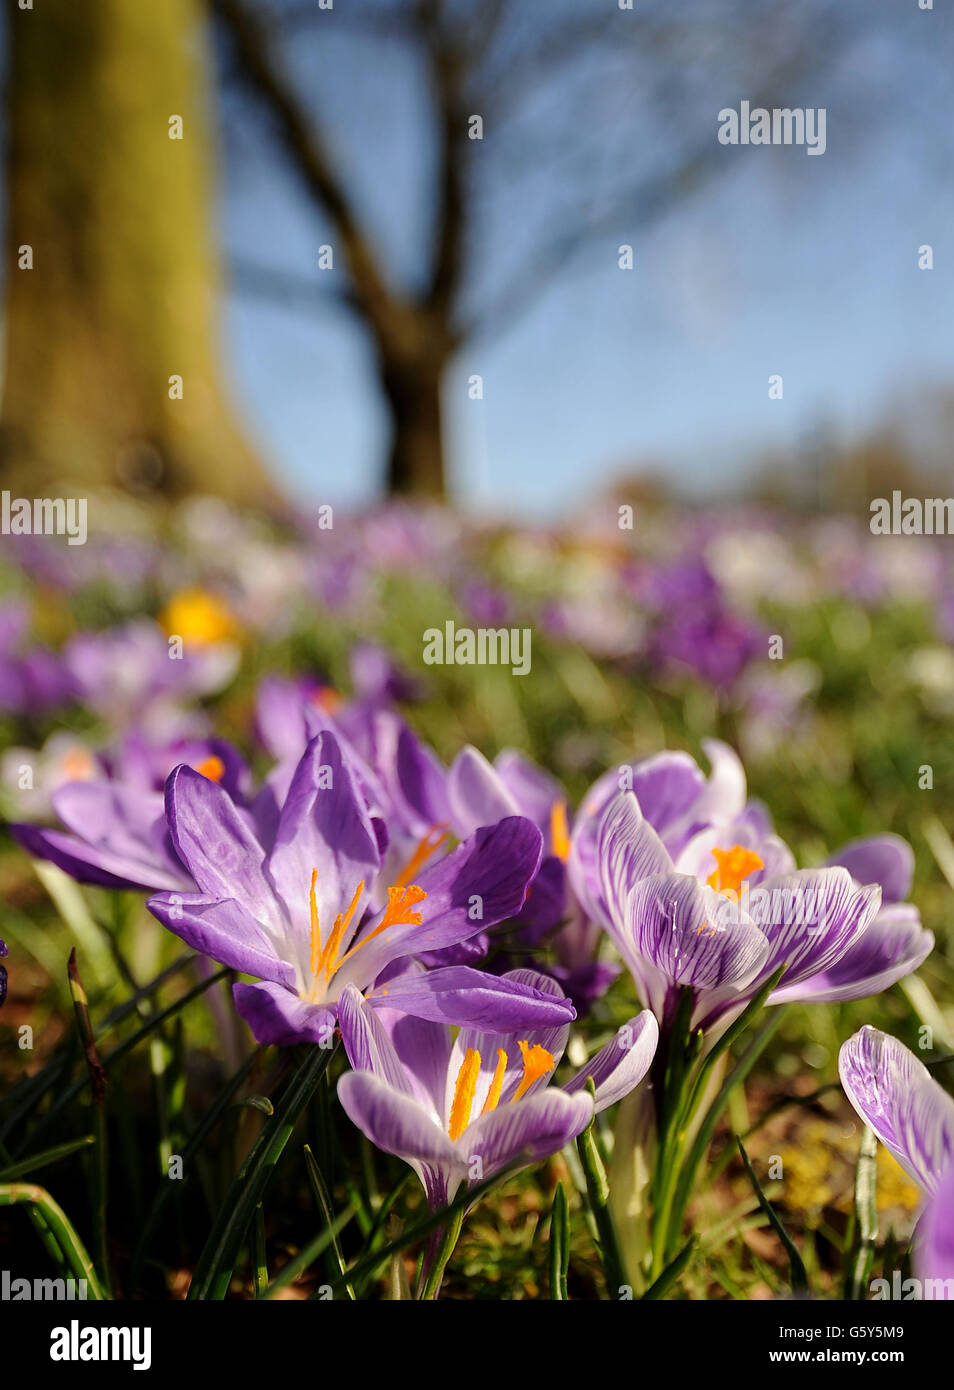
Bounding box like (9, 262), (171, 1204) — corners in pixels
(644, 559), (766, 691)
(9, 738), (248, 893)
(588, 790), (894, 1032)
(337, 970), (658, 1212)
(348, 640), (422, 707)
(147, 730), (575, 1045)
(840, 1026), (954, 1298)
(64, 620), (238, 734)
(0, 600), (75, 716)
(570, 742), (931, 1028)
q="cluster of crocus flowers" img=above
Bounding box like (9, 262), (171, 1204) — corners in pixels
(5, 662), (942, 1299)
(840, 1026), (954, 1295)
(146, 729), (575, 1041)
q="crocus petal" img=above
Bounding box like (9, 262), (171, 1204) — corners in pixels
(569, 755), (698, 916)
(233, 980), (335, 1048)
(564, 1010), (659, 1111)
(388, 715), (450, 831)
(416, 934), (489, 969)
(53, 780), (165, 850)
(750, 868), (880, 992)
(916, 1167), (954, 1295)
(367, 965), (575, 1031)
(337, 816), (542, 985)
(693, 739), (748, 827)
(515, 854), (567, 941)
(826, 834), (914, 904)
(254, 675), (310, 764)
(595, 792), (673, 931)
(839, 1026), (954, 1192)
(387, 1009), (455, 1116)
(446, 745), (523, 838)
(577, 751), (706, 841)
(165, 765), (276, 922)
(772, 904), (933, 1004)
(628, 873), (769, 993)
(337, 983), (419, 1098)
(147, 892), (295, 988)
(493, 749), (564, 833)
(265, 730), (380, 942)
(11, 822), (189, 892)
(337, 1070), (462, 1175)
(462, 1088), (593, 1179)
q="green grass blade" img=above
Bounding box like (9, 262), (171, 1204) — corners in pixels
(0, 1134), (95, 1182)
(642, 1236), (696, 1301)
(0, 1182), (107, 1300)
(188, 1043), (335, 1300)
(737, 1136), (808, 1294)
(303, 1144), (355, 1299)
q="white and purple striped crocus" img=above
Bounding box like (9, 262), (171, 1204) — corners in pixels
(570, 741), (932, 1034)
(336, 969), (658, 1211)
(840, 1026), (954, 1297)
(146, 729), (576, 1045)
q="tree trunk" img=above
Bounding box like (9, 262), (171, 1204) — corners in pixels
(382, 354), (447, 498)
(0, 0), (277, 504)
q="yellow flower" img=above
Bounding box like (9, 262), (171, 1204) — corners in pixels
(158, 589), (237, 646)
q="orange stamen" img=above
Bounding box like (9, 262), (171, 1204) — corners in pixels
(448, 1048), (481, 1141)
(481, 1049), (508, 1115)
(308, 868), (322, 977)
(513, 1041), (555, 1101)
(63, 749), (95, 781)
(706, 845), (763, 899)
(310, 686), (342, 715)
(195, 755), (226, 783)
(394, 825), (450, 889)
(317, 879), (365, 978)
(550, 801), (571, 862)
(332, 884), (428, 970)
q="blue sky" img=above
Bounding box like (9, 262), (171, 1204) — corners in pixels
(216, 1), (954, 518)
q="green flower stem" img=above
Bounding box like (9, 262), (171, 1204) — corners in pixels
(418, 1207), (465, 1300)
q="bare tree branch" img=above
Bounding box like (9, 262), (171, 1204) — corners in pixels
(467, 4), (855, 342)
(227, 253), (359, 316)
(213, 0), (413, 357)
